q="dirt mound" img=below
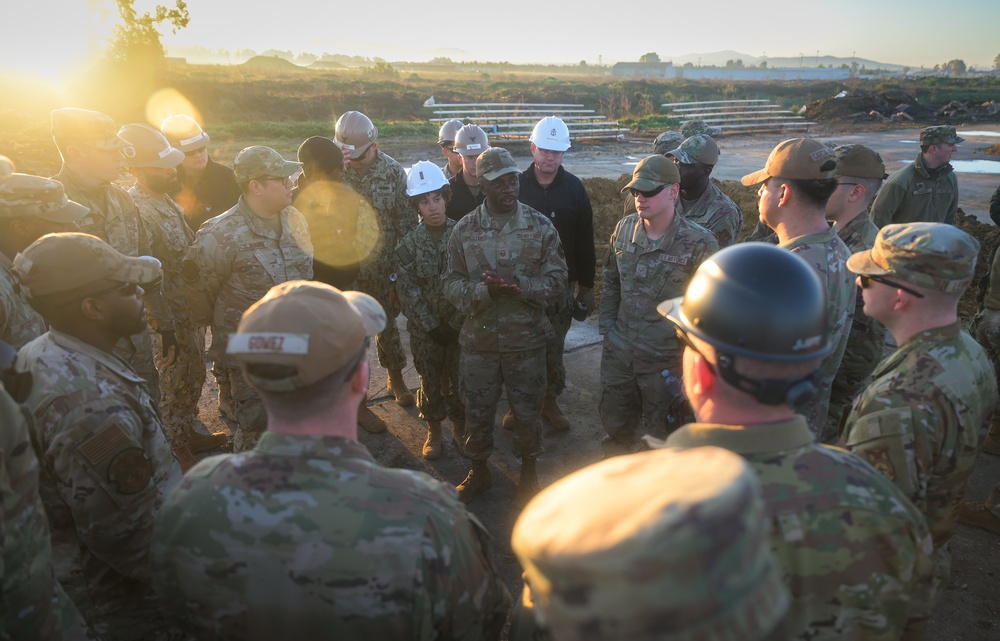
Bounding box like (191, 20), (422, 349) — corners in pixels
(241, 56), (303, 71)
(985, 144), (1000, 157)
(806, 90), (934, 124)
(956, 210), (1000, 322)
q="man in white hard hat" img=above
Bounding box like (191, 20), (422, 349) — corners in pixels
(437, 118), (465, 179)
(161, 114), (240, 230)
(445, 124), (489, 221)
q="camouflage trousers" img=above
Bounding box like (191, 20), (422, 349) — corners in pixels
(599, 332), (681, 452)
(153, 325), (206, 448)
(216, 364), (266, 452)
(410, 329), (464, 423)
(115, 329), (160, 405)
(356, 276), (407, 371)
(461, 347), (545, 460)
(544, 284), (575, 397)
(975, 308), (1000, 386)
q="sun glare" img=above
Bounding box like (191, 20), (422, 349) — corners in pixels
(145, 88), (203, 131)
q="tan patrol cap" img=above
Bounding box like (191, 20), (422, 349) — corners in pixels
(741, 138), (837, 186)
(334, 111), (378, 160)
(621, 155), (680, 194)
(834, 144), (887, 180)
(233, 146), (302, 183)
(118, 123), (184, 169)
(227, 280), (387, 392)
(51, 108), (132, 152)
(846, 222), (979, 294)
(160, 114), (211, 152)
(0, 174), (89, 222)
(14, 232), (161, 300)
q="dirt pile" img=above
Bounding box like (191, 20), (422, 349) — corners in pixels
(806, 90), (935, 124)
(956, 210), (1000, 322)
(985, 144), (1000, 157)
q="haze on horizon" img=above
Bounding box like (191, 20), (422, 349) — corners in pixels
(1, 0), (997, 80)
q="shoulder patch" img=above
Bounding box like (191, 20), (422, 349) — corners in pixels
(396, 244), (415, 266)
(108, 448), (153, 494)
(78, 423), (131, 466)
(861, 446), (896, 481)
(181, 259), (200, 283)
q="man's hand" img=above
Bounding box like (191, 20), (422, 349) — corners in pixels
(483, 270), (521, 298)
(156, 331), (179, 368)
(575, 286), (595, 310)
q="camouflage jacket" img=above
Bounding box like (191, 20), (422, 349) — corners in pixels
(16, 330), (182, 638)
(152, 433), (511, 640)
(0, 385), (86, 641)
(443, 202), (567, 353)
(344, 150), (416, 274)
(676, 181), (744, 248)
(842, 322), (996, 596)
(779, 225), (854, 439)
(600, 212), (718, 373)
(870, 153), (958, 228)
(129, 186), (197, 331)
(0, 252), (47, 348)
(396, 221), (463, 335)
(292, 180), (380, 283)
(181, 197), (313, 366)
(662, 417), (936, 640)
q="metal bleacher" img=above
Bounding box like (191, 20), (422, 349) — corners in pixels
(425, 103), (628, 141)
(661, 99), (815, 134)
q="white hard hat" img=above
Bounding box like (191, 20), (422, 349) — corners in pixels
(530, 116), (571, 152)
(406, 160), (449, 197)
(454, 125), (489, 157)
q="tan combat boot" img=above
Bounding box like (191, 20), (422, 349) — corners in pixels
(541, 396), (570, 431)
(217, 378), (235, 422)
(501, 409), (515, 431)
(515, 457), (539, 508)
(957, 502), (1000, 535)
(174, 446), (199, 473)
(357, 397), (387, 434)
(186, 428), (230, 454)
(982, 423), (1000, 456)
(388, 369), (415, 407)
(457, 460), (492, 503)
(423, 421), (443, 460)
(452, 419), (468, 457)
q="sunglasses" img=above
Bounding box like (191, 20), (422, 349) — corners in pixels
(629, 184), (667, 199)
(859, 274), (925, 298)
(675, 326), (716, 374)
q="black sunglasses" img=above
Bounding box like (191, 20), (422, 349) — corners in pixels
(630, 185), (667, 199)
(859, 274), (925, 298)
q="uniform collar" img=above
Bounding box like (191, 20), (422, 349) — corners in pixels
(646, 415), (814, 455)
(254, 432), (375, 461)
(48, 329), (145, 383)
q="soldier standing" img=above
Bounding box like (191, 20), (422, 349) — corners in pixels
(652, 243), (935, 639)
(397, 161), (465, 459)
(335, 110), (416, 407)
(50, 107), (161, 401)
(600, 155), (718, 457)
(13, 233), (182, 640)
(181, 146), (313, 452)
(842, 223), (996, 613)
(445, 124), (489, 221)
(443, 148), (567, 504)
(152, 281), (511, 640)
(516, 116), (596, 432)
(667, 134), (743, 247)
(437, 118), (465, 179)
(161, 114), (240, 230)
(119, 124), (228, 466)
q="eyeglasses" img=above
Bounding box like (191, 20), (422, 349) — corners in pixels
(184, 147), (207, 157)
(342, 337), (371, 382)
(257, 176), (292, 187)
(629, 184), (667, 199)
(858, 274), (925, 298)
(536, 148), (564, 158)
(675, 326), (716, 374)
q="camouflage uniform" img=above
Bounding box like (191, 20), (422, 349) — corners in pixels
(182, 197), (313, 451)
(442, 202), (567, 460)
(396, 220), (464, 423)
(56, 166), (160, 401)
(344, 150), (416, 371)
(842, 322), (996, 598)
(129, 186), (205, 448)
(151, 433), (511, 639)
(16, 330), (182, 640)
(675, 181), (744, 248)
(656, 417), (936, 639)
(599, 212), (718, 450)
(778, 225), (854, 441)
(0, 252), (47, 348)
(870, 152), (958, 228)
(0, 384), (87, 641)
(827, 213), (884, 438)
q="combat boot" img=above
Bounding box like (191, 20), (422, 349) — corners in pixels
(515, 457), (539, 508)
(388, 369), (415, 407)
(186, 428), (230, 454)
(217, 379), (235, 422)
(174, 446), (199, 473)
(957, 501), (1000, 535)
(982, 426), (1000, 456)
(452, 419), (468, 457)
(541, 396), (570, 431)
(457, 460), (492, 503)
(358, 397), (387, 434)
(501, 409), (515, 431)
(423, 421), (443, 460)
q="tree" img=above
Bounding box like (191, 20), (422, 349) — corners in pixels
(994, 53), (1000, 70)
(760, 61), (768, 69)
(639, 52), (660, 63)
(106, 0), (190, 64)
(943, 59), (967, 76)
(725, 59), (744, 69)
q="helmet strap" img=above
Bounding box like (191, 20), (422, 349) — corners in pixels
(716, 352), (820, 410)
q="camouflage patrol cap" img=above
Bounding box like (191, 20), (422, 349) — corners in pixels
(668, 134), (720, 166)
(653, 131), (684, 155)
(0, 155), (13, 179)
(160, 114), (210, 152)
(846, 222), (979, 294)
(334, 111), (378, 160)
(233, 146), (302, 183)
(438, 118), (465, 145)
(834, 144), (887, 179)
(680, 120), (722, 137)
(920, 125), (964, 146)
(477, 147), (518, 181)
(512, 446), (790, 641)
(0, 174), (89, 222)
(621, 155), (680, 194)
(117, 123), (184, 169)
(51, 108), (132, 152)
(227, 280), (386, 392)
(741, 137), (837, 186)
(13, 232), (161, 300)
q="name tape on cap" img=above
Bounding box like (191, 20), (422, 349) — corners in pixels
(227, 332), (310, 355)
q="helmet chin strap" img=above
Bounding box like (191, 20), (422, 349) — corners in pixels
(715, 352), (820, 410)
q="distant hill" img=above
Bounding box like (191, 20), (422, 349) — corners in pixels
(667, 50), (905, 72)
(242, 56), (303, 70)
(309, 60), (347, 69)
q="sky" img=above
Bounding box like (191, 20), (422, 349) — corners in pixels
(1, 0), (997, 81)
